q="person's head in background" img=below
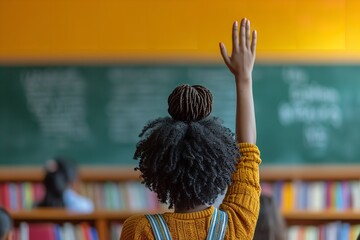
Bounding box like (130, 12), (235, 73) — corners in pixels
(134, 84), (239, 211)
(253, 194), (286, 240)
(0, 207), (12, 240)
(38, 157), (79, 208)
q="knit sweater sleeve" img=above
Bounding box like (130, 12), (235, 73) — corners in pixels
(120, 215), (154, 240)
(219, 143), (261, 240)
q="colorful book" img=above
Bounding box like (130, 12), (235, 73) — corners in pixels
(304, 226), (318, 240)
(82, 223), (92, 240)
(287, 226), (299, 240)
(104, 182), (113, 209)
(75, 224), (85, 240)
(54, 225), (62, 240)
(340, 222), (350, 240)
(273, 181), (283, 209)
(33, 183), (44, 204)
(94, 183), (104, 210)
(19, 222), (29, 240)
(28, 224), (55, 240)
(63, 223), (76, 240)
(8, 183), (18, 210)
(325, 181), (331, 210)
(335, 182), (344, 211)
(22, 182), (33, 210)
(117, 183), (127, 209)
(90, 227), (98, 240)
(111, 223), (123, 240)
(0, 183), (10, 209)
(312, 181), (325, 211)
(350, 181), (360, 210)
(281, 181), (293, 212)
(16, 183), (23, 210)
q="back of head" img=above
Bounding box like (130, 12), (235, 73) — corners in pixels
(134, 84), (239, 210)
(38, 157), (78, 208)
(0, 208), (12, 240)
(254, 194), (286, 240)
(167, 84), (213, 122)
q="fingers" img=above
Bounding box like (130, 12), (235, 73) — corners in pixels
(246, 19), (251, 49)
(240, 18), (246, 50)
(232, 21), (239, 53)
(219, 42), (231, 69)
(251, 30), (257, 54)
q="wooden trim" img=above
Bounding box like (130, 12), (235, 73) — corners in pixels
(95, 218), (108, 240)
(79, 167), (140, 181)
(0, 167), (42, 181)
(259, 165), (360, 181)
(283, 211), (360, 225)
(1, 165), (360, 181)
(0, 166), (141, 181)
(283, 211), (360, 221)
(10, 209), (97, 221)
(10, 209), (159, 221)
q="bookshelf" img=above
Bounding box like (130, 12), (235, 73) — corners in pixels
(260, 165), (360, 239)
(0, 166), (161, 240)
(1, 165), (360, 239)
(9, 209), (160, 240)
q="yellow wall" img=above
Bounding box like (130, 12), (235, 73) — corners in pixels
(0, 0), (360, 63)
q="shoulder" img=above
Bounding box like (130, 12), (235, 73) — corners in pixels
(124, 215), (149, 226)
(121, 215), (154, 240)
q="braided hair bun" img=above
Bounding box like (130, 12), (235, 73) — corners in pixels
(168, 84), (213, 122)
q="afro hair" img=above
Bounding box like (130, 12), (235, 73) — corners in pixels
(134, 116), (239, 210)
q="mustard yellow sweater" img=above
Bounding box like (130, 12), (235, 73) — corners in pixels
(120, 143), (261, 240)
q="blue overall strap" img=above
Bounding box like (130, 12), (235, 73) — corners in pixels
(145, 214), (173, 240)
(206, 208), (228, 240)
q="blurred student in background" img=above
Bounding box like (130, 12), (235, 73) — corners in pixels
(253, 194), (287, 240)
(0, 207), (12, 240)
(36, 157), (94, 213)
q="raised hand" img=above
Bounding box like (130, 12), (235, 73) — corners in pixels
(219, 18), (257, 144)
(219, 18), (257, 82)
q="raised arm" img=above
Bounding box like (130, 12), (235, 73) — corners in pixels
(219, 18), (261, 239)
(219, 18), (257, 144)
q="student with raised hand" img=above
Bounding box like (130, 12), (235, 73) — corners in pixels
(121, 17), (260, 240)
(37, 157), (94, 213)
(0, 207), (12, 240)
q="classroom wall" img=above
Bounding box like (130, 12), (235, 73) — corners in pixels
(0, 0), (360, 63)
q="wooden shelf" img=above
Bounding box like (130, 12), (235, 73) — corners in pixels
(10, 209), (159, 221)
(282, 211), (360, 225)
(0, 166), (140, 181)
(11, 209), (360, 221)
(283, 211), (360, 220)
(260, 165), (360, 181)
(2, 165), (360, 182)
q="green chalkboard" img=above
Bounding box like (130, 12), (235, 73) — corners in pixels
(0, 65), (360, 165)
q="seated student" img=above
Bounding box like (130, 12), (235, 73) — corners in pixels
(253, 194), (287, 240)
(37, 157), (94, 213)
(0, 207), (12, 240)
(121, 18), (260, 239)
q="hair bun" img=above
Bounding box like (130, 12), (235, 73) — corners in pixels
(168, 84), (213, 122)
